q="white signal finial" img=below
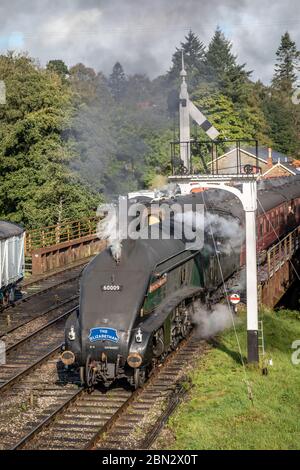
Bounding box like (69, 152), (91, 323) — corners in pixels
(180, 51), (187, 80)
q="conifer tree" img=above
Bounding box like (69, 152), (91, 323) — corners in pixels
(206, 27), (236, 77)
(272, 32), (299, 94)
(205, 27), (251, 102)
(168, 30), (206, 84)
(109, 62), (127, 101)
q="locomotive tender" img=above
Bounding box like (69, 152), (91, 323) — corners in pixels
(62, 176), (300, 389)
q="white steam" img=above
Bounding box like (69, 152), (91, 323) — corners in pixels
(191, 300), (238, 338)
(97, 204), (122, 262)
(153, 183), (180, 200)
(205, 212), (244, 253)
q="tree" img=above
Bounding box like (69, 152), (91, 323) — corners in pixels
(272, 32), (299, 94)
(263, 93), (298, 155)
(0, 53), (99, 227)
(46, 59), (69, 78)
(261, 32), (300, 156)
(168, 30), (206, 85)
(108, 62), (127, 101)
(205, 27), (251, 103)
(69, 63), (98, 104)
(191, 84), (249, 140)
(206, 27), (236, 78)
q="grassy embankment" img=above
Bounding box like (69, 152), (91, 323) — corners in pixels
(162, 308), (300, 450)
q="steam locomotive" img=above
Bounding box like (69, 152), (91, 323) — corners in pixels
(61, 177), (300, 389)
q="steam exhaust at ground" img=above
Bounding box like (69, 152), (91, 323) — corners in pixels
(191, 300), (238, 338)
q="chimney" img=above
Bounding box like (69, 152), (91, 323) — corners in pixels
(267, 147), (273, 168)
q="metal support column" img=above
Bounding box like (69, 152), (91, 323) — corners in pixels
(243, 181), (259, 362)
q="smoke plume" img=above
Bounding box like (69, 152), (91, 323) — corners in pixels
(191, 299), (238, 338)
(97, 204), (122, 262)
(205, 211), (244, 253)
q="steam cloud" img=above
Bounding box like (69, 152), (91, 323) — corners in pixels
(205, 212), (244, 253)
(97, 204), (122, 262)
(192, 299), (238, 338)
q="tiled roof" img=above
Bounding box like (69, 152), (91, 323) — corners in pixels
(243, 146), (289, 163)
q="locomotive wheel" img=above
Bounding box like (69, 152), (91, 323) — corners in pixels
(79, 366), (85, 386)
(133, 368), (146, 390)
(152, 328), (164, 357)
(181, 311), (191, 338)
(85, 355), (96, 389)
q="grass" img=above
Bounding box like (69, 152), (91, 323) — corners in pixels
(166, 308), (300, 450)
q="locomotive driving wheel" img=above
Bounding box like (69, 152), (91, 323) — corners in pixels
(85, 355), (97, 389)
(181, 308), (191, 338)
(152, 328), (165, 357)
(133, 368), (146, 390)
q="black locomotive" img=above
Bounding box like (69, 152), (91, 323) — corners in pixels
(62, 192), (241, 389)
(62, 177), (300, 389)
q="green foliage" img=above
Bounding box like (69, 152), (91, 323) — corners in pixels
(206, 27), (237, 78)
(191, 83), (270, 144)
(1, 28), (300, 228)
(68, 63), (115, 193)
(260, 31), (300, 157)
(165, 309), (300, 450)
(46, 59), (69, 79)
(272, 32), (299, 94)
(263, 93), (299, 156)
(109, 62), (127, 101)
(168, 30), (206, 86)
(205, 27), (252, 103)
(69, 61), (171, 197)
(0, 53), (100, 228)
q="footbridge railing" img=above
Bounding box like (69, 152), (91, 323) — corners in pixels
(267, 226), (300, 278)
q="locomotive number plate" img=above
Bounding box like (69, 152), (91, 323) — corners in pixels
(101, 284), (123, 291)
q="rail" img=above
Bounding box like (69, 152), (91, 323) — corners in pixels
(267, 226), (300, 278)
(25, 216), (99, 255)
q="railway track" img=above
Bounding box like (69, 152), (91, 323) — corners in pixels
(0, 306), (77, 392)
(0, 263), (84, 336)
(8, 333), (207, 451)
(0, 352), (81, 450)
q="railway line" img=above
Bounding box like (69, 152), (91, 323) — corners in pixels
(0, 261), (86, 336)
(0, 305), (78, 391)
(0, 352), (81, 450)
(22, 257), (91, 293)
(4, 333), (206, 451)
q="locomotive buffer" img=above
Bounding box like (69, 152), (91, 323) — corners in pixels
(169, 54), (259, 363)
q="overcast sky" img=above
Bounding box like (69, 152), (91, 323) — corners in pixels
(0, 0), (299, 83)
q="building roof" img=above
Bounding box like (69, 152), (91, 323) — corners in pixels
(208, 147), (268, 166)
(208, 146), (291, 166)
(243, 147), (289, 163)
(262, 161), (300, 176)
(0, 221), (24, 240)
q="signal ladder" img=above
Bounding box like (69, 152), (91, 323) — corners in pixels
(258, 320), (269, 374)
(258, 320), (265, 358)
